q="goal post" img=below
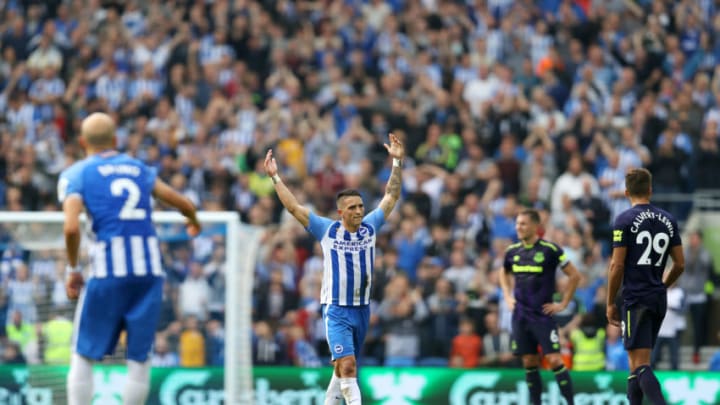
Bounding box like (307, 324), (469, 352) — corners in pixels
(0, 210), (256, 404)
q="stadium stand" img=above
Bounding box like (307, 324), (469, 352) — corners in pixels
(1, 0), (719, 373)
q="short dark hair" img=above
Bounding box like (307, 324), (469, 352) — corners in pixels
(625, 168), (652, 197)
(336, 189), (362, 204)
(518, 208), (541, 224)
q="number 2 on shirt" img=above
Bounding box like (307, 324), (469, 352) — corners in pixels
(111, 178), (147, 220)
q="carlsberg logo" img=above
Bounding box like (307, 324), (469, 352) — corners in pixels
(448, 372), (628, 405)
(158, 371), (327, 405)
(254, 377), (325, 405)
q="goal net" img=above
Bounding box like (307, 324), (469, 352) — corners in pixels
(0, 211), (258, 405)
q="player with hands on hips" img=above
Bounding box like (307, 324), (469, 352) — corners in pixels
(499, 208), (581, 405)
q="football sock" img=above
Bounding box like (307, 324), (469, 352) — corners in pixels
(627, 373), (644, 405)
(635, 365), (667, 405)
(123, 359), (151, 405)
(553, 365), (574, 405)
(339, 377), (362, 405)
(67, 353), (94, 405)
(324, 372), (342, 405)
(525, 367), (542, 405)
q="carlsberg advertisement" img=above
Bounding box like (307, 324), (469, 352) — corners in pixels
(1, 366), (719, 404)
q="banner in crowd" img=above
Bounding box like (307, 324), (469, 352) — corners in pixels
(1, 365), (719, 404)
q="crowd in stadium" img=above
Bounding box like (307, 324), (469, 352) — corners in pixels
(1, 0), (720, 372)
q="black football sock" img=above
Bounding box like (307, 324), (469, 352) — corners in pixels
(525, 367), (542, 405)
(627, 373), (644, 405)
(635, 365), (667, 405)
(553, 365), (574, 405)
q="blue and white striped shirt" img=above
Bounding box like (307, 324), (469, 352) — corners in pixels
(57, 152), (163, 279)
(95, 73), (127, 111)
(306, 209), (385, 306)
(128, 78), (163, 101)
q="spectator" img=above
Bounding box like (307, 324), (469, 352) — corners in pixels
(449, 317), (482, 368)
(424, 277), (462, 358)
(252, 320), (287, 366)
(694, 123), (720, 189)
(254, 268), (298, 326)
(178, 260), (210, 322)
(288, 325), (321, 368)
(589, 155), (622, 226)
(652, 283), (686, 371)
(49, 263), (70, 310)
(443, 249), (475, 294)
(479, 311), (517, 368)
(377, 275), (429, 367)
(1, 340), (25, 364)
(39, 310), (72, 365)
(5, 310), (36, 363)
(179, 316), (205, 367)
(392, 218), (427, 283)
(205, 320), (225, 367)
(550, 154), (600, 214)
(680, 230), (714, 365)
(6, 264), (41, 324)
(605, 323), (629, 371)
(27, 35), (62, 72)
(151, 334), (179, 368)
(570, 313), (606, 371)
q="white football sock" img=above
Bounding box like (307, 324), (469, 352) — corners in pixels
(67, 353), (94, 405)
(324, 372), (342, 405)
(123, 359), (151, 405)
(339, 377), (362, 405)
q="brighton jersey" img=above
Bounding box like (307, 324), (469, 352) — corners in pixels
(306, 209), (385, 306)
(57, 152), (162, 279)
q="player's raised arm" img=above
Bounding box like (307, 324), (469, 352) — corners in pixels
(606, 246), (627, 327)
(153, 179), (201, 236)
(265, 149), (310, 227)
(378, 133), (404, 219)
(663, 245), (685, 288)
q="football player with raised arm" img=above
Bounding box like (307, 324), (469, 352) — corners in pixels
(265, 133), (404, 405)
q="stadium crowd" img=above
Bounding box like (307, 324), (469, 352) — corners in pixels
(0, 0), (719, 372)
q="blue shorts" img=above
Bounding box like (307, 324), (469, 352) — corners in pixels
(73, 276), (163, 362)
(322, 304), (370, 361)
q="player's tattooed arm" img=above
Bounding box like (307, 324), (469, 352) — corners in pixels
(380, 164), (402, 217)
(380, 133), (404, 218)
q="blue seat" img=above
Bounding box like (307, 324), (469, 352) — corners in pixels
(384, 356), (415, 367)
(359, 356), (380, 366)
(417, 357), (448, 367)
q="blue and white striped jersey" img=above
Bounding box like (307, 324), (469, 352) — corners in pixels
(306, 209), (385, 306)
(57, 151), (163, 279)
